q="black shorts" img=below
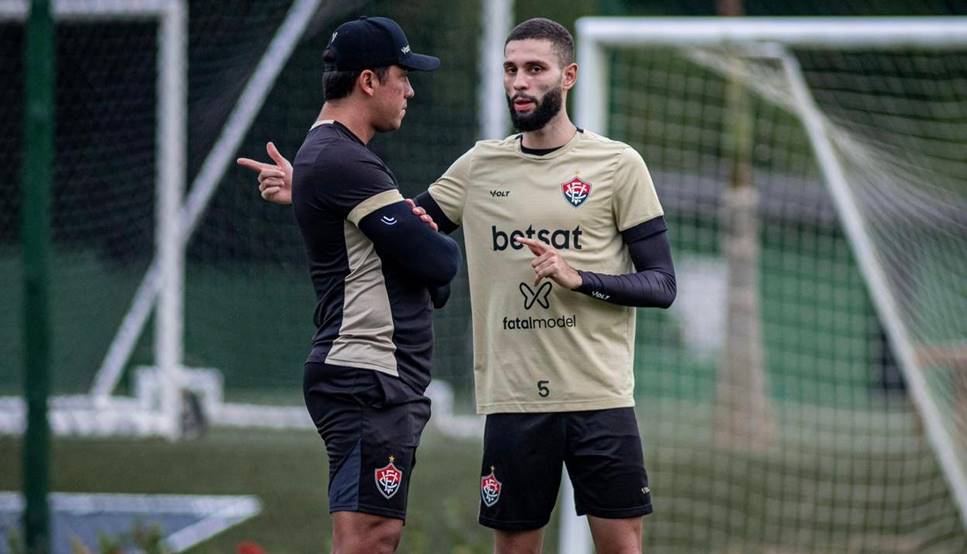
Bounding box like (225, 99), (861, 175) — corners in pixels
(303, 362), (431, 521)
(478, 407), (652, 531)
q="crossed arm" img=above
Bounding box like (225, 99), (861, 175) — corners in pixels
(356, 201), (460, 288)
(238, 144), (457, 306)
(238, 143), (676, 309)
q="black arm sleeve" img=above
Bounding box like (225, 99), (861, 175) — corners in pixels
(427, 283), (451, 309)
(358, 201), (461, 287)
(574, 217), (677, 308)
(412, 192), (459, 306)
(413, 191), (460, 234)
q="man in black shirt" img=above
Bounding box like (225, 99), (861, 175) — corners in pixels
(237, 16), (459, 554)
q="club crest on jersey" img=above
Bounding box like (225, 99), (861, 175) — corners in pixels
(480, 467), (502, 507)
(375, 456), (403, 499)
(562, 177), (591, 208)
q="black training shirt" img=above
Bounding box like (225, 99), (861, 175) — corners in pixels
(292, 121), (459, 394)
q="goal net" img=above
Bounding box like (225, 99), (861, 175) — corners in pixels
(0, 0), (356, 436)
(0, 0), (489, 438)
(575, 17), (967, 553)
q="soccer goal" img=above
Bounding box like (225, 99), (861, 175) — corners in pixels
(0, 0), (330, 439)
(1, 0), (490, 442)
(1, 0), (190, 439)
(574, 16), (967, 552)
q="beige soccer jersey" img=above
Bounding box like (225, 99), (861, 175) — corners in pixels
(428, 130), (664, 414)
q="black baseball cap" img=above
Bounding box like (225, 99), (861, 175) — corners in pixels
(324, 16), (440, 72)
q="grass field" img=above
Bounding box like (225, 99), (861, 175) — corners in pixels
(2, 402), (965, 554)
(0, 428), (503, 554)
(2, 243), (965, 552)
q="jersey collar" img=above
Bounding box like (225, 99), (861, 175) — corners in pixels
(515, 128), (584, 160)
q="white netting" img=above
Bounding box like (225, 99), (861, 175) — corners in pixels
(0, 0), (312, 434)
(0, 0), (488, 435)
(597, 30), (967, 554)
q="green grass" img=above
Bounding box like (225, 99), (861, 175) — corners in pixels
(0, 428), (504, 554)
(2, 404), (965, 553)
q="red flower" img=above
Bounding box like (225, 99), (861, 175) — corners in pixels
(237, 541), (266, 554)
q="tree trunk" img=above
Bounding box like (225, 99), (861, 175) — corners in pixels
(714, 0), (777, 449)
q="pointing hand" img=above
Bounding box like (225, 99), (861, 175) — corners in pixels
(237, 141), (293, 205)
(515, 237), (582, 290)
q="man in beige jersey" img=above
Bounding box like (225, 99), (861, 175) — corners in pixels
(244, 17), (676, 554)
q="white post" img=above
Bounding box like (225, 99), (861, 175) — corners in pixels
(574, 17), (967, 49)
(180, 0), (322, 236)
(478, 0), (512, 139)
(155, 0), (187, 440)
(574, 20), (608, 134)
(558, 469), (592, 554)
(778, 48), (967, 530)
(575, 15), (967, 533)
(0, 1), (183, 436)
(554, 15), (601, 554)
(91, 0), (322, 402)
(559, 21), (609, 554)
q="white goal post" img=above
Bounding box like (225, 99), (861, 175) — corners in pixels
(576, 17), (967, 135)
(575, 16), (967, 534)
(0, 0), (322, 439)
(2, 0), (490, 443)
(1, 0), (188, 439)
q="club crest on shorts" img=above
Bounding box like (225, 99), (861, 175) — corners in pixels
(375, 456), (403, 500)
(562, 176), (591, 208)
(480, 466), (502, 507)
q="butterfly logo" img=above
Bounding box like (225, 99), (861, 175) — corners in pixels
(519, 282), (552, 310)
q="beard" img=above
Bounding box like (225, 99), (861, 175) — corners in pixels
(507, 86), (563, 132)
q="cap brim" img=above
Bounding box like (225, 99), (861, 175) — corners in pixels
(400, 52), (440, 71)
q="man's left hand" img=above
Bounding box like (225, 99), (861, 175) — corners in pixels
(515, 237), (582, 290)
(404, 198), (438, 232)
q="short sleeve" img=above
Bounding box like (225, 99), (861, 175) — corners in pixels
(346, 189), (405, 226)
(612, 147), (664, 232)
(297, 147), (402, 223)
(427, 147), (473, 225)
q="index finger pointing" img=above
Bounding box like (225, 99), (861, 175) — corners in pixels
(237, 157), (272, 172)
(515, 237), (547, 256)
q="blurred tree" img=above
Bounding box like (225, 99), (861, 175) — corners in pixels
(711, 0), (776, 450)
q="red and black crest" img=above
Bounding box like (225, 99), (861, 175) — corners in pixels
(480, 467), (502, 507)
(562, 177), (592, 207)
(374, 457), (403, 499)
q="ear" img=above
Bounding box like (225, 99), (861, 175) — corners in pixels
(357, 69), (379, 97)
(562, 63), (578, 91)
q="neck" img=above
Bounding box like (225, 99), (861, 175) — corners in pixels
(317, 100), (375, 143)
(520, 110), (576, 150)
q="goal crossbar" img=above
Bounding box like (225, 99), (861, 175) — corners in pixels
(577, 16), (967, 49)
(0, 0), (173, 20)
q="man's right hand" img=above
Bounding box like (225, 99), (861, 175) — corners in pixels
(237, 142), (293, 205)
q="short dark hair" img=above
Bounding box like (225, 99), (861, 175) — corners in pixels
(322, 60), (390, 101)
(505, 18), (574, 67)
